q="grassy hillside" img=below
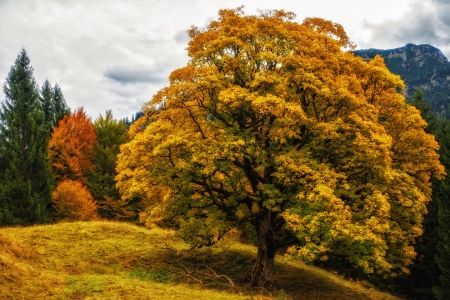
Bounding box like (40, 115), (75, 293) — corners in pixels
(0, 221), (401, 299)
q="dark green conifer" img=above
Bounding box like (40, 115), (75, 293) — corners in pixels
(41, 79), (54, 131)
(40, 80), (69, 131)
(391, 89), (440, 299)
(0, 49), (53, 225)
(87, 110), (133, 220)
(411, 88), (436, 133)
(433, 119), (450, 299)
(52, 83), (69, 126)
(404, 90), (450, 298)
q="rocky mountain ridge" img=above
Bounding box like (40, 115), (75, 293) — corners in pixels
(353, 44), (450, 116)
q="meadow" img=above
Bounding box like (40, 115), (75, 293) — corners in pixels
(0, 221), (401, 299)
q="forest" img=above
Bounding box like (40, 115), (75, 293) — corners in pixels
(0, 8), (449, 299)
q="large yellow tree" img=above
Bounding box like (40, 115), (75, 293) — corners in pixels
(116, 8), (444, 289)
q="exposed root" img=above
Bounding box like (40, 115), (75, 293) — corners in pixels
(2, 242), (16, 257)
(162, 241), (198, 254)
(173, 260), (236, 292)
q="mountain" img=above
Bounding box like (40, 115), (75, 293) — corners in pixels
(353, 44), (450, 116)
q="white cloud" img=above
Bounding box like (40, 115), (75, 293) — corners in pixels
(359, 0), (450, 57)
(1, 0), (449, 120)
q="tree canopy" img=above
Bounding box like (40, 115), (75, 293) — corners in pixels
(115, 8), (444, 289)
(48, 108), (96, 184)
(87, 110), (133, 220)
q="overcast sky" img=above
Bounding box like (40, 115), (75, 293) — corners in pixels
(1, 0), (449, 120)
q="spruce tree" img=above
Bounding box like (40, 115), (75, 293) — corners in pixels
(393, 89), (440, 298)
(40, 80), (69, 131)
(87, 110), (132, 220)
(433, 119), (450, 299)
(411, 88), (436, 133)
(400, 89), (450, 299)
(52, 83), (69, 126)
(0, 49), (53, 225)
(41, 79), (54, 132)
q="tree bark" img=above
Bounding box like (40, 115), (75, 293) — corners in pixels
(250, 208), (277, 290)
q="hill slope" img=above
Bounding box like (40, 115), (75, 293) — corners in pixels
(0, 221), (401, 299)
(353, 44), (450, 115)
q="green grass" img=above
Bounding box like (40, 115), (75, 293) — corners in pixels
(0, 221), (401, 299)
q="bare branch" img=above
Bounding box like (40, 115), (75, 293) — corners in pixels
(3, 242), (16, 257)
(172, 260), (236, 292)
(162, 241), (198, 253)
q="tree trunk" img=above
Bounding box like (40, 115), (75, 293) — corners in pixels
(250, 208), (277, 290)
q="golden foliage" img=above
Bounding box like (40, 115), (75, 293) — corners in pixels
(116, 8), (444, 277)
(52, 180), (99, 221)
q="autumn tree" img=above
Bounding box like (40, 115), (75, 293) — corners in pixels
(115, 8), (444, 289)
(48, 108), (96, 184)
(0, 49), (53, 225)
(52, 179), (99, 221)
(87, 110), (133, 220)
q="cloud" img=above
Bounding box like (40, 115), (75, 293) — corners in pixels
(359, 0), (450, 57)
(174, 29), (190, 45)
(103, 64), (167, 85)
(433, 0), (450, 27)
(2, 0), (450, 121)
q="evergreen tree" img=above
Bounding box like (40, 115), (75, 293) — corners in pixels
(0, 49), (53, 225)
(41, 79), (54, 132)
(135, 111), (144, 122)
(40, 80), (69, 131)
(433, 119), (450, 299)
(87, 110), (133, 220)
(52, 83), (69, 126)
(401, 89), (450, 298)
(121, 111), (144, 127)
(392, 89), (441, 299)
(410, 88), (436, 133)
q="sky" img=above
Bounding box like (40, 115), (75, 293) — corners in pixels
(1, 0), (450, 120)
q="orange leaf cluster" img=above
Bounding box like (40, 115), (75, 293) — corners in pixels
(51, 180), (99, 221)
(48, 108), (97, 184)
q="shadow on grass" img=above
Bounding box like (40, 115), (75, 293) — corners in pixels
(0, 222), (398, 300)
(126, 245), (385, 300)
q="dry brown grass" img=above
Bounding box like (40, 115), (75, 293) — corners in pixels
(0, 221), (402, 299)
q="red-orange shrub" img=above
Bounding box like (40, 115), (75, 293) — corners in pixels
(52, 180), (99, 221)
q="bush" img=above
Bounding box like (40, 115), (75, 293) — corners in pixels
(52, 180), (99, 221)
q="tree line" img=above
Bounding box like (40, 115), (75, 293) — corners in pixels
(0, 8), (449, 298)
(390, 89), (450, 299)
(0, 49), (136, 225)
